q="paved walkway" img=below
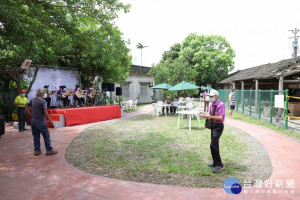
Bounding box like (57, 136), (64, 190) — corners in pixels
(0, 105), (299, 200)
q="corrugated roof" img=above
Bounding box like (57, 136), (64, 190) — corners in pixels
(130, 65), (151, 74)
(220, 57), (300, 84)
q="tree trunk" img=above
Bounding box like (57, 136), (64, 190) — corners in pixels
(90, 74), (95, 84)
(26, 67), (40, 96)
(141, 49), (143, 65)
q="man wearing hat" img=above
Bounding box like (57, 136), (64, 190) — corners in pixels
(14, 89), (29, 131)
(203, 89), (225, 173)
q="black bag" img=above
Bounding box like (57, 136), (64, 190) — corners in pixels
(205, 119), (213, 129)
(205, 102), (219, 129)
(0, 116), (5, 136)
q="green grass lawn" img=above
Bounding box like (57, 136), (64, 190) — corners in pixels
(228, 109), (300, 142)
(73, 114), (270, 187)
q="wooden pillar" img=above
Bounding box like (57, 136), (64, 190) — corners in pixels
(241, 81), (244, 111)
(255, 79), (259, 113)
(3, 68), (23, 94)
(278, 77), (284, 118)
(232, 82), (236, 89)
(279, 77), (284, 91)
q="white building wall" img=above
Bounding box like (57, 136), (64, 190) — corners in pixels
(112, 74), (163, 103)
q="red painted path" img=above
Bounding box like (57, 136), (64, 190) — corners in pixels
(0, 105), (299, 200)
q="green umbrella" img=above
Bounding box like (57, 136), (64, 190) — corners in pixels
(151, 82), (172, 90)
(169, 81), (200, 98)
(169, 81), (200, 91)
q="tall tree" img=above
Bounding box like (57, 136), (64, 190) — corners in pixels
(136, 43), (148, 65)
(150, 43), (198, 97)
(180, 33), (235, 88)
(79, 25), (131, 85)
(151, 34), (235, 91)
(0, 0), (131, 90)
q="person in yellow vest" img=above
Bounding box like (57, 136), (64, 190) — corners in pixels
(14, 89), (29, 132)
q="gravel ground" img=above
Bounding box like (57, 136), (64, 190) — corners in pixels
(65, 115), (272, 188)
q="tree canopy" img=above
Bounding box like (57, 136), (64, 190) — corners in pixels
(0, 0), (131, 90)
(150, 43), (198, 97)
(150, 33), (235, 92)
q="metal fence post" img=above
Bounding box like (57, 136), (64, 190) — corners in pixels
(285, 89), (289, 130)
(225, 90), (227, 108)
(236, 90), (239, 112)
(270, 90), (273, 124)
(258, 90), (261, 119)
(242, 90), (245, 114)
(220, 90), (224, 107)
(249, 90), (252, 116)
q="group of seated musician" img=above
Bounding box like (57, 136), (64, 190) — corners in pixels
(40, 83), (99, 108)
(57, 85), (71, 107)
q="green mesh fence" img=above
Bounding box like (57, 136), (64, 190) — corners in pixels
(219, 89), (289, 129)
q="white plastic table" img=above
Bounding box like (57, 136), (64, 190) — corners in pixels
(177, 105), (194, 118)
(176, 110), (202, 131)
(158, 104), (171, 116)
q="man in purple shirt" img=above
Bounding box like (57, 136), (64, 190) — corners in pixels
(203, 89), (225, 173)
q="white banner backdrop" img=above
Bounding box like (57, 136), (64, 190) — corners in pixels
(24, 68), (79, 101)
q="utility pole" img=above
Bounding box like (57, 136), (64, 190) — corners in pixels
(289, 28), (300, 58)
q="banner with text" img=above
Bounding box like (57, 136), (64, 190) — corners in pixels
(24, 68), (79, 101)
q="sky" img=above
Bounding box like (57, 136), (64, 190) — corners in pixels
(115, 0), (300, 72)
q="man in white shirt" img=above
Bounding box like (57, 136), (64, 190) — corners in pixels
(171, 97), (179, 114)
(229, 89), (236, 118)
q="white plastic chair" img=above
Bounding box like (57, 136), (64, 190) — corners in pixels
(190, 108), (201, 129)
(127, 100), (134, 109)
(194, 103), (201, 109)
(152, 103), (162, 117)
(121, 101), (128, 110)
(192, 103), (200, 118)
(190, 97), (194, 103)
(185, 97), (191, 104)
(157, 101), (163, 105)
(132, 100), (137, 109)
(186, 102), (194, 110)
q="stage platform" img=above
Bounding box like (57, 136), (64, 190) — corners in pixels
(47, 105), (121, 127)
